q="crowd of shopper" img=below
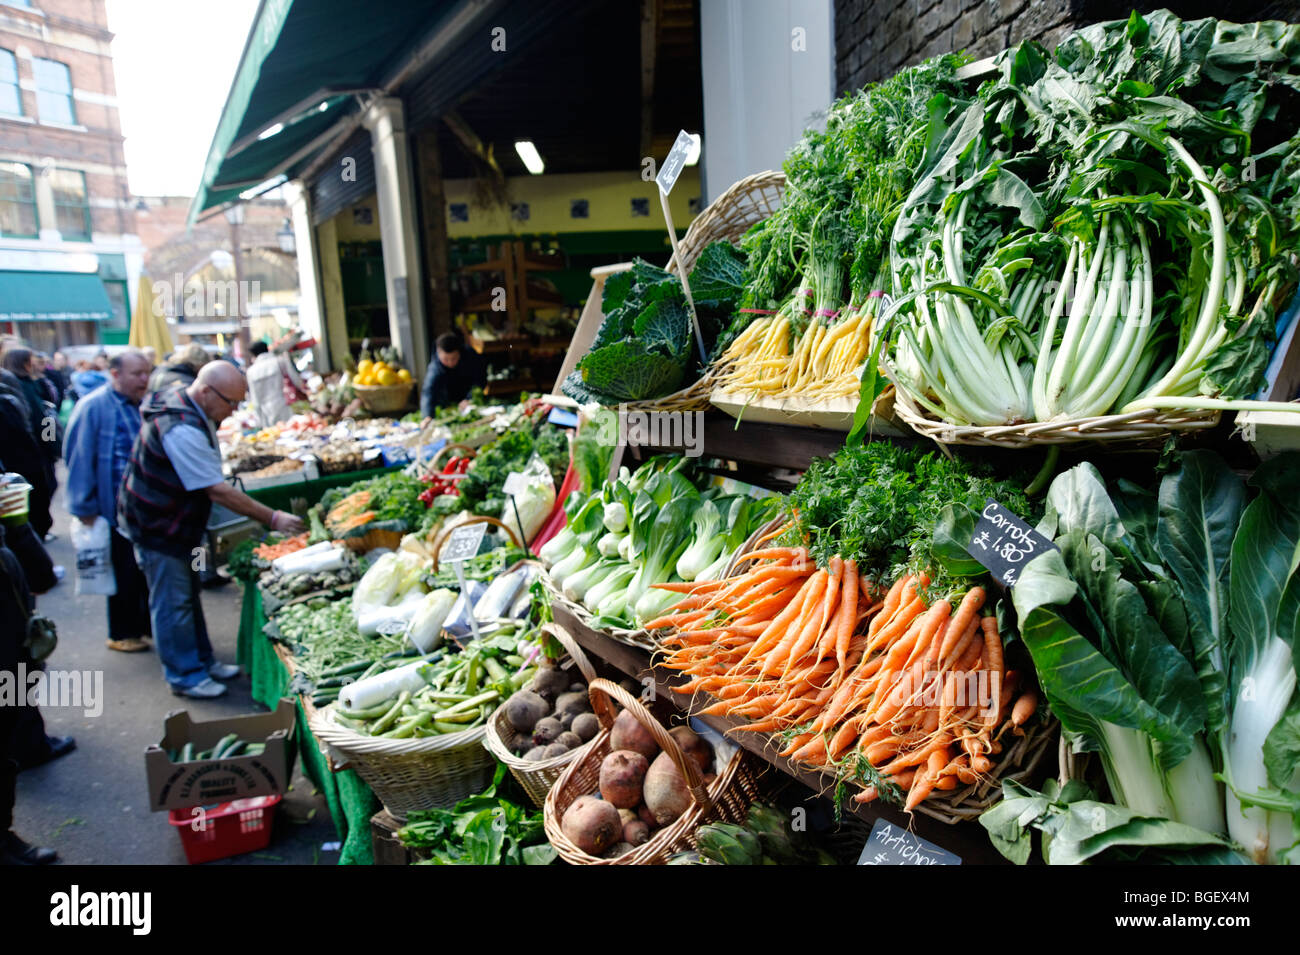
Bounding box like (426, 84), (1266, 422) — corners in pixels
(2, 338), (306, 864)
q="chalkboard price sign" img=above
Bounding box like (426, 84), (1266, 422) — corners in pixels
(857, 819), (961, 865)
(441, 523), (487, 565)
(965, 499), (1056, 588)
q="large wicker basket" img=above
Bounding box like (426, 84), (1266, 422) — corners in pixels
(886, 359), (1221, 448)
(482, 623), (604, 807)
(354, 381), (415, 414)
(543, 679), (760, 864)
(309, 705), (496, 820)
(339, 527), (407, 554)
(618, 170), (785, 414)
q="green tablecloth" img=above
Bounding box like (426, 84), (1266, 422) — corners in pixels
(238, 585), (379, 866)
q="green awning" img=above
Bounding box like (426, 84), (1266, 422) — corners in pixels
(189, 0), (465, 222)
(0, 271), (113, 322)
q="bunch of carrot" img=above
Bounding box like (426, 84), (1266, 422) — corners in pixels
(645, 542), (1040, 813)
(253, 532), (310, 561)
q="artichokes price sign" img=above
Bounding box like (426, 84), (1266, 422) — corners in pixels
(442, 523), (488, 642)
(656, 129), (707, 365)
(858, 819), (961, 866)
(964, 499), (1057, 588)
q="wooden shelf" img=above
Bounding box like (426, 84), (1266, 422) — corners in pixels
(549, 601), (1009, 865)
(484, 376), (535, 396)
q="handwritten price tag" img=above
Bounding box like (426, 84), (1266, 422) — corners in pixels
(441, 523), (487, 565)
(965, 499), (1057, 588)
(857, 819), (961, 866)
(502, 471), (527, 497)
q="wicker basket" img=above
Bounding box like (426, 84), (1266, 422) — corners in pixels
(339, 527), (407, 554)
(888, 370), (1220, 448)
(309, 705), (496, 821)
(543, 679), (761, 864)
(617, 170), (785, 414)
(482, 623), (605, 807)
(724, 515), (790, 577)
(354, 381), (415, 414)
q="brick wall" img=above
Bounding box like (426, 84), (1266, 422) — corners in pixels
(835, 0), (1299, 93)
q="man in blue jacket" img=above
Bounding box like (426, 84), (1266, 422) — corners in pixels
(64, 349), (153, 653)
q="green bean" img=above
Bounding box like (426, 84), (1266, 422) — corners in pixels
(368, 691), (410, 735)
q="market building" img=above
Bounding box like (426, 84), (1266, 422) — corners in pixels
(0, 0), (142, 351)
(190, 0), (837, 388)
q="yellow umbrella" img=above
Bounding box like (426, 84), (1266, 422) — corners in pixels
(128, 274), (174, 357)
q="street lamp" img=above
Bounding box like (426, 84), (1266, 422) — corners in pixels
(277, 217), (296, 254)
(224, 204), (249, 353)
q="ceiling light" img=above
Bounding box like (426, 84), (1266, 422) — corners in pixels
(515, 140), (545, 175)
(257, 122), (284, 141)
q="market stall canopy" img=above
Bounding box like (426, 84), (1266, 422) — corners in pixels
(128, 275), (174, 356)
(0, 271), (113, 322)
(190, 0), (616, 223)
(189, 0), (462, 222)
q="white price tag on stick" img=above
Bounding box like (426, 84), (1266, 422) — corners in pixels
(656, 129), (706, 365)
(655, 130), (697, 196)
(502, 471), (527, 496)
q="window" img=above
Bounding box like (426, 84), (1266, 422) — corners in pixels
(33, 58), (74, 125)
(50, 168), (89, 239)
(1, 1), (34, 8)
(0, 50), (19, 116)
(0, 161), (37, 237)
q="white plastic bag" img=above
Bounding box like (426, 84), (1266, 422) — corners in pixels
(72, 516), (116, 597)
(502, 454), (556, 546)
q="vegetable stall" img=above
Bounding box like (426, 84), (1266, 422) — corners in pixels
(213, 10), (1300, 866)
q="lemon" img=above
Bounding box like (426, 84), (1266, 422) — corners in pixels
(396, 368), (412, 383)
(356, 359), (373, 375)
(377, 369), (398, 386)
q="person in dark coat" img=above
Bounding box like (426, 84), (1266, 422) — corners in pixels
(0, 524), (59, 864)
(420, 331), (486, 418)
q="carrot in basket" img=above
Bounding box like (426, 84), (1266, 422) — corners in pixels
(869, 574), (912, 638)
(938, 586), (986, 662)
(905, 748), (952, 812)
(834, 559), (861, 669)
(1011, 691), (1039, 727)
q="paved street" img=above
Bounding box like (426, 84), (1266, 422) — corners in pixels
(12, 473), (338, 865)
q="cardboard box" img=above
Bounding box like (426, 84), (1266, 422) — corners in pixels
(144, 698), (296, 812)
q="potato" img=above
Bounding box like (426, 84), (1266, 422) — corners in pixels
(644, 751), (693, 825)
(617, 808), (638, 827)
(556, 731), (583, 750)
(528, 666), (570, 702)
(571, 712), (599, 742)
(669, 725), (713, 775)
(543, 742), (570, 759)
(623, 820), (650, 845)
(569, 682), (585, 693)
(599, 750), (649, 808)
(504, 690), (550, 733)
(532, 716), (563, 746)
(610, 709), (658, 762)
(558, 711), (575, 730)
(554, 691), (591, 719)
(561, 796), (621, 855)
(508, 732), (533, 754)
(523, 746), (548, 762)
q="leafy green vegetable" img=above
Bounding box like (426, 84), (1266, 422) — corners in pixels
(397, 765), (555, 865)
(981, 778), (1246, 865)
(781, 440), (1035, 591)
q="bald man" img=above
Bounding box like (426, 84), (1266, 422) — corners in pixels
(118, 361), (305, 698)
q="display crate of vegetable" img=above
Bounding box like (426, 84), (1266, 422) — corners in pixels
(310, 630), (543, 818)
(877, 13), (1300, 447)
(543, 679), (759, 865)
(561, 171), (781, 413)
(483, 624), (601, 807)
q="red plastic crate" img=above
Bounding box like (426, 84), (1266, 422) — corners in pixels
(168, 795), (281, 864)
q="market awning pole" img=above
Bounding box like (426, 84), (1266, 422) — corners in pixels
(659, 189), (707, 367)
